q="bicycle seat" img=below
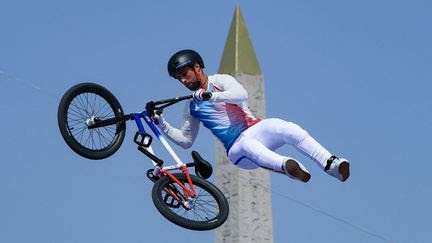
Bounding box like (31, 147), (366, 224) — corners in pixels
(191, 151), (213, 179)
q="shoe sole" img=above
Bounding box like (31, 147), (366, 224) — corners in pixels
(338, 162), (350, 182)
(285, 159), (311, 183)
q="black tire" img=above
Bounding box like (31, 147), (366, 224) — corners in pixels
(152, 173), (229, 231)
(57, 82), (126, 160)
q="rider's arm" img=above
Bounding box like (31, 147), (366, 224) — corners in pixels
(208, 74), (248, 103)
(157, 102), (199, 149)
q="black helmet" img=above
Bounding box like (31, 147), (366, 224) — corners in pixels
(167, 49), (205, 77)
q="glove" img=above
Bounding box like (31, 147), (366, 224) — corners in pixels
(192, 89), (212, 101)
(151, 113), (165, 126)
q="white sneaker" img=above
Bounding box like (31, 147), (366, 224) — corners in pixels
(325, 156), (350, 182)
(283, 158), (311, 183)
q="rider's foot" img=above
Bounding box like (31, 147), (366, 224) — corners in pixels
(324, 156), (350, 182)
(284, 158), (311, 183)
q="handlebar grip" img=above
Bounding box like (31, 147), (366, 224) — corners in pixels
(155, 109), (163, 115)
(202, 92), (212, 101)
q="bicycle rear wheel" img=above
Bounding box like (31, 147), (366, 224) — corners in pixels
(152, 173), (229, 231)
(57, 82), (126, 160)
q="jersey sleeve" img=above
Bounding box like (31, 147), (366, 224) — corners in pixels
(209, 74), (248, 104)
(158, 101), (200, 149)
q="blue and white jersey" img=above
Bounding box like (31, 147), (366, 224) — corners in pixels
(158, 74), (262, 151)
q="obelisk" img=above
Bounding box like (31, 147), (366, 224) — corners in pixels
(215, 6), (273, 243)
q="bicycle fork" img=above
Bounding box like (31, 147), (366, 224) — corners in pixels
(159, 166), (197, 210)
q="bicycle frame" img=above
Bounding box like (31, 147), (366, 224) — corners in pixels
(132, 96), (198, 200)
(133, 110), (197, 198)
(87, 95), (199, 202)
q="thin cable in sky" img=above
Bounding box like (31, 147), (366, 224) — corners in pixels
(0, 69), (58, 100)
(219, 167), (394, 243)
(270, 187), (393, 243)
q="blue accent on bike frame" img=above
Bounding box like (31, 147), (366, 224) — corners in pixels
(133, 113), (146, 132)
(132, 111), (163, 140)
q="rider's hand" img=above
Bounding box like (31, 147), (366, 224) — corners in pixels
(192, 89), (212, 101)
(152, 113), (165, 126)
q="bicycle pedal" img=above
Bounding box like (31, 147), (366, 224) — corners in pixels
(146, 169), (159, 183)
(134, 131), (153, 147)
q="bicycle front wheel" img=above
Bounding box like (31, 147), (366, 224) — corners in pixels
(57, 82), (126, 160)
(152, 173), (229, 231)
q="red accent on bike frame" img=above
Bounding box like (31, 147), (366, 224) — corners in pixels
(180, 165), (196, 198)
(165, 184), (183, 203)
(159, 165), (196, 199)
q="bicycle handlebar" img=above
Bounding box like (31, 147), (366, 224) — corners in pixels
(88, 95), (193, 129)
(146, 95), (193, 116)
(153, 95), (193, 106)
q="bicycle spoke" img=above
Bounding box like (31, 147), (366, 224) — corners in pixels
(92, 92), (97, 115)
(95, 128), (105, 149)
(76, 94), (91, 117)
(69, 101), (87, 118)
(99, 104), (114, 119)
(85, 93), (92, 115)
(94, 99), (110, 117)
(194, 201), (217, 218)
(95, 127), (114, 146)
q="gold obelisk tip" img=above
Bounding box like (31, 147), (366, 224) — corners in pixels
(218, 6), (262, 75)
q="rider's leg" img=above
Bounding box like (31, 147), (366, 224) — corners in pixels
(253, 118), (350, 181)
(245, 118), (331, 169)
(228, 129), (311, 182)
(228, 118), (349, 181)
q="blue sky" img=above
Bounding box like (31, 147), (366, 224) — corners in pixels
(1, 1), (431, 242)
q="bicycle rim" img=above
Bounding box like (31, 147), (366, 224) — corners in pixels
(66, 91), (118, 151)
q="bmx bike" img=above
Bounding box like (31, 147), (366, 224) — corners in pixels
(57, 82), (229, 231)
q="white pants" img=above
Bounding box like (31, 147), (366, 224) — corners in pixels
(227, 118), (331, 173)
